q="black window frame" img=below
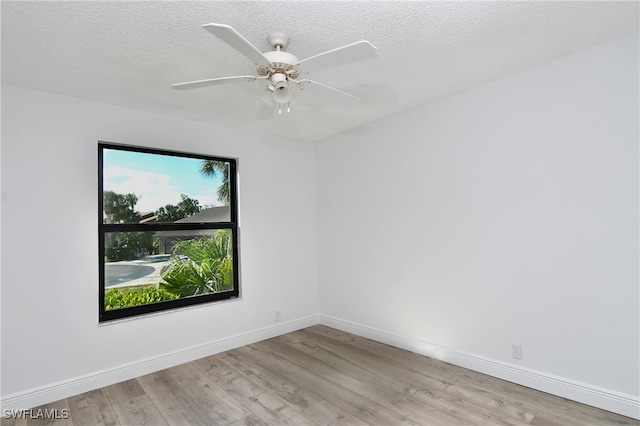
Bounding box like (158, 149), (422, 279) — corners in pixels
(98, 142), (240, 323)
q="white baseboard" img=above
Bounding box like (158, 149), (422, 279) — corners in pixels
(4, 313), (638, 420)
(319, 314), (640, 420)
(0, 315), (318, 411)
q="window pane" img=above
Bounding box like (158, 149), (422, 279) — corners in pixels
(99, 144), (238, 322)
(103, 230), (235, 311)
(102, 148), (231, 224)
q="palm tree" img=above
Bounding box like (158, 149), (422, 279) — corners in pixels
(103, 191), (140, 223)
(160, 230), (234, 296)
(200, 160), (230, 204)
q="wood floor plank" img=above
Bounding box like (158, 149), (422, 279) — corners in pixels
(193, 355), (314, 425)
(165, 362), (250, 424)
(304, 325), (479, 383)
(192, 353), (238, 380)
(228, 389), (315, 425)
(281, 328), (638, 426)
(193, 354), (266, 401)
(253, 337), (415, 401)
(14, 326), (640, 426)
(227, 413), (269, 426)
(267, 333), (479, 423)
(437, 380), (536, 424)
(291, 328), (449, 394)
(293, 326), (481, 396)
(265, 333), (506, 425)
(102, 379), (146, 405)
(407, 387), (532, 426)
(194, 353), (317, 425)
(109, 394), (168, 426)
(531, 400), (638, 426)
(301, 400), (370, 425)
(529, 410), (593, 426)
(297, 326), (563, 425)
(66, 388), (118, 426)
(137, 368), (225, 425)
(465, 369), (638, 425)
(0, 417), (27, 426)
(248, 338), (421, 425)
(217, 346), (324, 411)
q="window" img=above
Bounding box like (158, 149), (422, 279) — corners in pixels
(98, 142), (239, 322)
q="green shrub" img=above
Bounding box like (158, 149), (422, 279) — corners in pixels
(105, 285), (179, 310)
(160, 231), (233, 297)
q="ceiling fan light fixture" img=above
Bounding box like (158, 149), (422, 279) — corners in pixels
(273, 87), (291, 104)
(272, 85), (292, 104)
(270, 71), (292, 105)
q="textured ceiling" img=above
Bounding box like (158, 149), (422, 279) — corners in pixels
(2, 1), (638, 142)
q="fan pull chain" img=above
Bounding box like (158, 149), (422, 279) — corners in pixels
(277, 103), (291, 114)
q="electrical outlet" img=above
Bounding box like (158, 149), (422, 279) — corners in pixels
(274, 310), (281, 322)
(512, 343), (523, 360)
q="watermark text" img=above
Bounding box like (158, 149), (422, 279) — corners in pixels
(3, 408), (70, 420)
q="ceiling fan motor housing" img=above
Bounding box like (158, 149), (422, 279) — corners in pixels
(258, 51), (300, 79)
(270, 72), (287, 88)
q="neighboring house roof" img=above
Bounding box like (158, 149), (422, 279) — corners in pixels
(155, 206), (231, 239)
(175, 206), (230, 223)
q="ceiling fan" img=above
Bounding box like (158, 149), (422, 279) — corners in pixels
(172, 23), (377, 114)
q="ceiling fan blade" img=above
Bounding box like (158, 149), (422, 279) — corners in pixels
(296, 79), (362, 108)
(172, 76), (260, 90)
(203, 23), (273, 65)
(296, 40), (376, 72)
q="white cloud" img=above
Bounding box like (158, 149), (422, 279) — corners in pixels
(103, 166), (183, 213)
(194, 193), (222, 208)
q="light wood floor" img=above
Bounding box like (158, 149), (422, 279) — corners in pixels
(4, 325), (638, 425)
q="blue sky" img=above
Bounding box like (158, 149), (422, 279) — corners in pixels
(103, 148), (226, 213)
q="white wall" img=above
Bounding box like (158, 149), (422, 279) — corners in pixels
(0, 85), (318, 406)
(315, 32), (639, 416)
(1, 32), (638, 418)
